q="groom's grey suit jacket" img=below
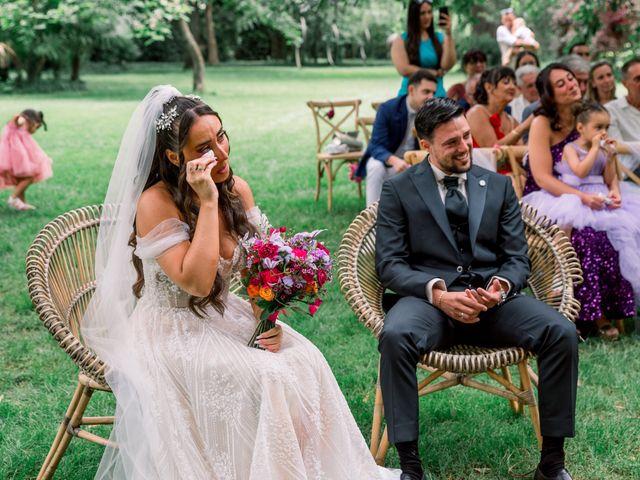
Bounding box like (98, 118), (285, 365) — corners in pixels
(375, 159), (530, 296)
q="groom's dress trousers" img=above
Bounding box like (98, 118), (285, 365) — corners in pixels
(375, 160), (578, 445)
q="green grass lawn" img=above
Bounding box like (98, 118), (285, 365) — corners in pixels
(1, 64), (639, 480)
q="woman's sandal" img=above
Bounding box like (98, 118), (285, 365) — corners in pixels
(597, 323), (620, 341)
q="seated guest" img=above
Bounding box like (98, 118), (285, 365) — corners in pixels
(521, 55), (589, 141)
(355, 70), (437, 206)
(467, 67), (532, 169)
(563, 54), (590, 98)
(606, 57), (640, 177)
(523, 64), (635, 340)
(568, 40), (591, 61)
(458, 73), (482, 112)
(514, 50), (540, 69)
(588, 60), (616, 105)
(447, 49), (487, 103)
(376, 96), (578, 480)
(510, 64), (540, 121)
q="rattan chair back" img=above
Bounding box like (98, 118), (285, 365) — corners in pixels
(26, 204), (108, 384)
(306, 100), (362, 154)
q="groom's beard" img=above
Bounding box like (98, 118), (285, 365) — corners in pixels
(432, 145), (473, 174)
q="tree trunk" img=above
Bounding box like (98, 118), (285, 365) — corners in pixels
(326, 44), (334, 66)
(294, 46), (301, 68)
(70, 53), (81, 82)
(205, 1), (220, 65)
(179, 18), (206, 93)
(26, 56), (45, 84)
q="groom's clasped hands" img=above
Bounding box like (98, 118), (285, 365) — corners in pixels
(435, 278), (505, 323)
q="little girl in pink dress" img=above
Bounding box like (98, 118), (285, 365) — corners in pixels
(0, 109), (52, 210)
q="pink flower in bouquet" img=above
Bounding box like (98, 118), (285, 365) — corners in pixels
(301, 268), (316, 283)
(316, 243), (330, 255)
(259, 269), (281, 286)
(308, 298), (323, 316)
(291, 248), (308, 259)
(317, 269), (327, 287)
(258, 242), (279, 259)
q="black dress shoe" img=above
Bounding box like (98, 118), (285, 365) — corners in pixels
(533, 467), (573, 480)
(400, 474), (425, 480)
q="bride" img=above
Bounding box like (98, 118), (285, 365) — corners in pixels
(82, 85), (398, 479)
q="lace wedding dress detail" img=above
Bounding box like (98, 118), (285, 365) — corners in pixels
(95, 206), (397, 479)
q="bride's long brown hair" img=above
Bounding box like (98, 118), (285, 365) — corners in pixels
(129, 96), (256, 316)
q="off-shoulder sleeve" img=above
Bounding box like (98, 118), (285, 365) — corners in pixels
(135, 218), (190, 259)
(246, 206), (270, 235)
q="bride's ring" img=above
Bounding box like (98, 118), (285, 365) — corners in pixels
(458, 311), (464, 320)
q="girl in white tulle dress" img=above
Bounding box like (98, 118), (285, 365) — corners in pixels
(82, 86), (398, 479)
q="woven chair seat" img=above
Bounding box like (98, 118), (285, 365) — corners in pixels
(422, 345), (531, 374)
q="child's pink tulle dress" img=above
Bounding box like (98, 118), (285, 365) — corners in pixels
(0, 119), (52, 188)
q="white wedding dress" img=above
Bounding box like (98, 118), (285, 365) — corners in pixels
(94, 207), (398, 479)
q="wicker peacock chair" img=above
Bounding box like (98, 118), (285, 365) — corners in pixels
(26, 205), (111, 479)
(337, 202), (583, 465)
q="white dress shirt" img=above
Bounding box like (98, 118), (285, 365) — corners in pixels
(425, 160), (511, 304)
(606, 96), (640, 142)
(606, 96), (640, 172)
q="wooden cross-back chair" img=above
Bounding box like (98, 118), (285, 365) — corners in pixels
(306, 100), (364, 211)
(337, 202), (582, 465)
(357, 115), (375, 144)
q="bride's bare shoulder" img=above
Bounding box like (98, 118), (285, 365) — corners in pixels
(233, 175), (255, 210)
(136, 183), (183, 237)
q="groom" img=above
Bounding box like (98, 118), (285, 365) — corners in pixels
(375, 97), (578, 480)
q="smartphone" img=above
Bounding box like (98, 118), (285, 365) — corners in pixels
(438, 6), (449, 27)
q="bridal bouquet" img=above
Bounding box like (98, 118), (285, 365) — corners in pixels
(240, 226), (333, 349)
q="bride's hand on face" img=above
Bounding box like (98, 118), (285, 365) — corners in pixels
(186, 153), (218, 205)
(256, 324), (283, 353)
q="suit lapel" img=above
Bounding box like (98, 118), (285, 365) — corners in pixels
(467, 167), (489, 249)
(410, 161), (458, 251)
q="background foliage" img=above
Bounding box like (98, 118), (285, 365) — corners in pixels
(0, 0), (639, 90)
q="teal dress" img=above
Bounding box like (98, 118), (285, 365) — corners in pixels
(397, 31), (446, 97)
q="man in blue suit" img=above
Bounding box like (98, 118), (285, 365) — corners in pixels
(356, 70), (437, 206)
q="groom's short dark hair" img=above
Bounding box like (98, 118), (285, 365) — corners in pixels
(414, 97), (464, 141)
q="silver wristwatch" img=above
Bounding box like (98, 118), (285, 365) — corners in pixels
(498, 289), (508, 305)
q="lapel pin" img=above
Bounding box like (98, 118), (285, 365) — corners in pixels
(479, 179), (487, 187)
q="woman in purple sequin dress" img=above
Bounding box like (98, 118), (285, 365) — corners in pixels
(523, 65), (635, 339)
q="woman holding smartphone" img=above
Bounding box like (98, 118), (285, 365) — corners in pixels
(391, 0), (456, 97)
